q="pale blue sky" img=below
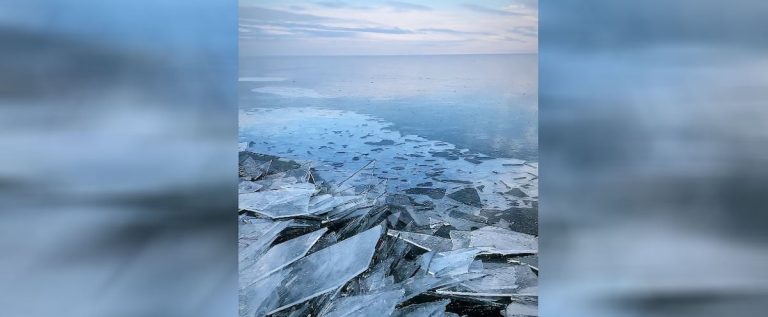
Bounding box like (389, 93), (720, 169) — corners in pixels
(240, 0), (537, 56)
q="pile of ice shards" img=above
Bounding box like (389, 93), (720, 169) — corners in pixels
(239, 150), (538, 317)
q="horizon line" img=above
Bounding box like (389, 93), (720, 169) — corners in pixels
(240, 52), (538, 58)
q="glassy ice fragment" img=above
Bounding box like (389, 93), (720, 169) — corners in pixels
(239, 183), (316, 218)
(318, 290), (403, 317)
(428, 248), (482, 277)
(358, 258), (395, 292)
(450, 226), (537, 254)
(240, 269), (284, 317)
(461, 265), (537, 296)
(266, 225), (383, 314)
(239, 180), (265, 194)
(505, 302), (538, 316)
(239, 220), (293, 266)
(387, 229), (453, 252)
(392, 271), (486, 302)
(240, 228), (328, 286)
(240, 156), (271, 180)
(391, 299), (451, 317)
(309, 195), (366, 215)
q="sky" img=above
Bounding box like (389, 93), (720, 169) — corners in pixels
(239, 0), (537, 56)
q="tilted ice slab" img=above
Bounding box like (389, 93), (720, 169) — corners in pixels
(387, 229), (453, 252)
(240, 227), (328, 287)
(436, 264), (538, 297)
(428, 248), (484, 277)
(239, 219), (293, 267)
(450, 226), (538, 255)
(391, 299), (453, 317)
(241, 225), (383, 316)
(505, 300), (538, 317)
(318, 289), (403, 317)
(238, 183), (316, 218)
(239, 107), (537, 210)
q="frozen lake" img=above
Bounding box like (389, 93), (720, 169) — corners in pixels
(239, 54), (537, 161)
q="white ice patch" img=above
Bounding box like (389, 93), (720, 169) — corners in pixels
(239, 77), (287, 82)
(251, 86), (329, 98)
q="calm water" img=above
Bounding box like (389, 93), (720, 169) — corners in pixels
(240, 54), (537, 161)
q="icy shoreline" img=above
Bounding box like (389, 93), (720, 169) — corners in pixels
(238, 146), (538, 316)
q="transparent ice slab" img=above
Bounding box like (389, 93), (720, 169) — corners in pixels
(387, 229), (453, 252)
(238, 183), (317, 218)
(450, 226), (537, 255)
(240, 227), (328, 287)
(239, 220), (293, 267)
(318, 289), (403, 317)
(504, 299), (538, 316)
(428, 248), (483, 277)
(391, 299), (451, 317)
(245, 225), (384, 315)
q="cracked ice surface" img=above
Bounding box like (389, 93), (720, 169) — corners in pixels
(240, 107), (537, 210)
(238, 107), (538, 316)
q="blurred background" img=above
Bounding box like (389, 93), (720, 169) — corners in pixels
(540, 0), (768, 316)
(3, 0), (768, 316)
(0, 0), (237, 316)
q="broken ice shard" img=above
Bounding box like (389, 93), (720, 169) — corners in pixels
(239, 183), (316, 218)
(504, 298), (538, 316)
(391, 299), (451, 317)
(263, 225), (383, 314)
(240, 156), (271, 180)
(387, 229), (453, 252)
(239, 220), (293, 267)
(450, 226), (537, 254)
(240, 227), (328, 286)
(438, 264), (538, 297)
(428, 248), (483, 277)
(318, 289), (403, 317)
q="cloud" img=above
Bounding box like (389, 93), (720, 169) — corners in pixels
(239, 2), (537, 55)
(240, 19), (414, 39)
(314, 1), (349, 9)
(312, 1), (373, 10)
(513, 0), (539, 10)
(462, 4), (525, 16)
(385, 1), (432, 11)
(418, 28), (492, 36)
(240, 6), (344, 23)
(509, 26), (537, 37)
